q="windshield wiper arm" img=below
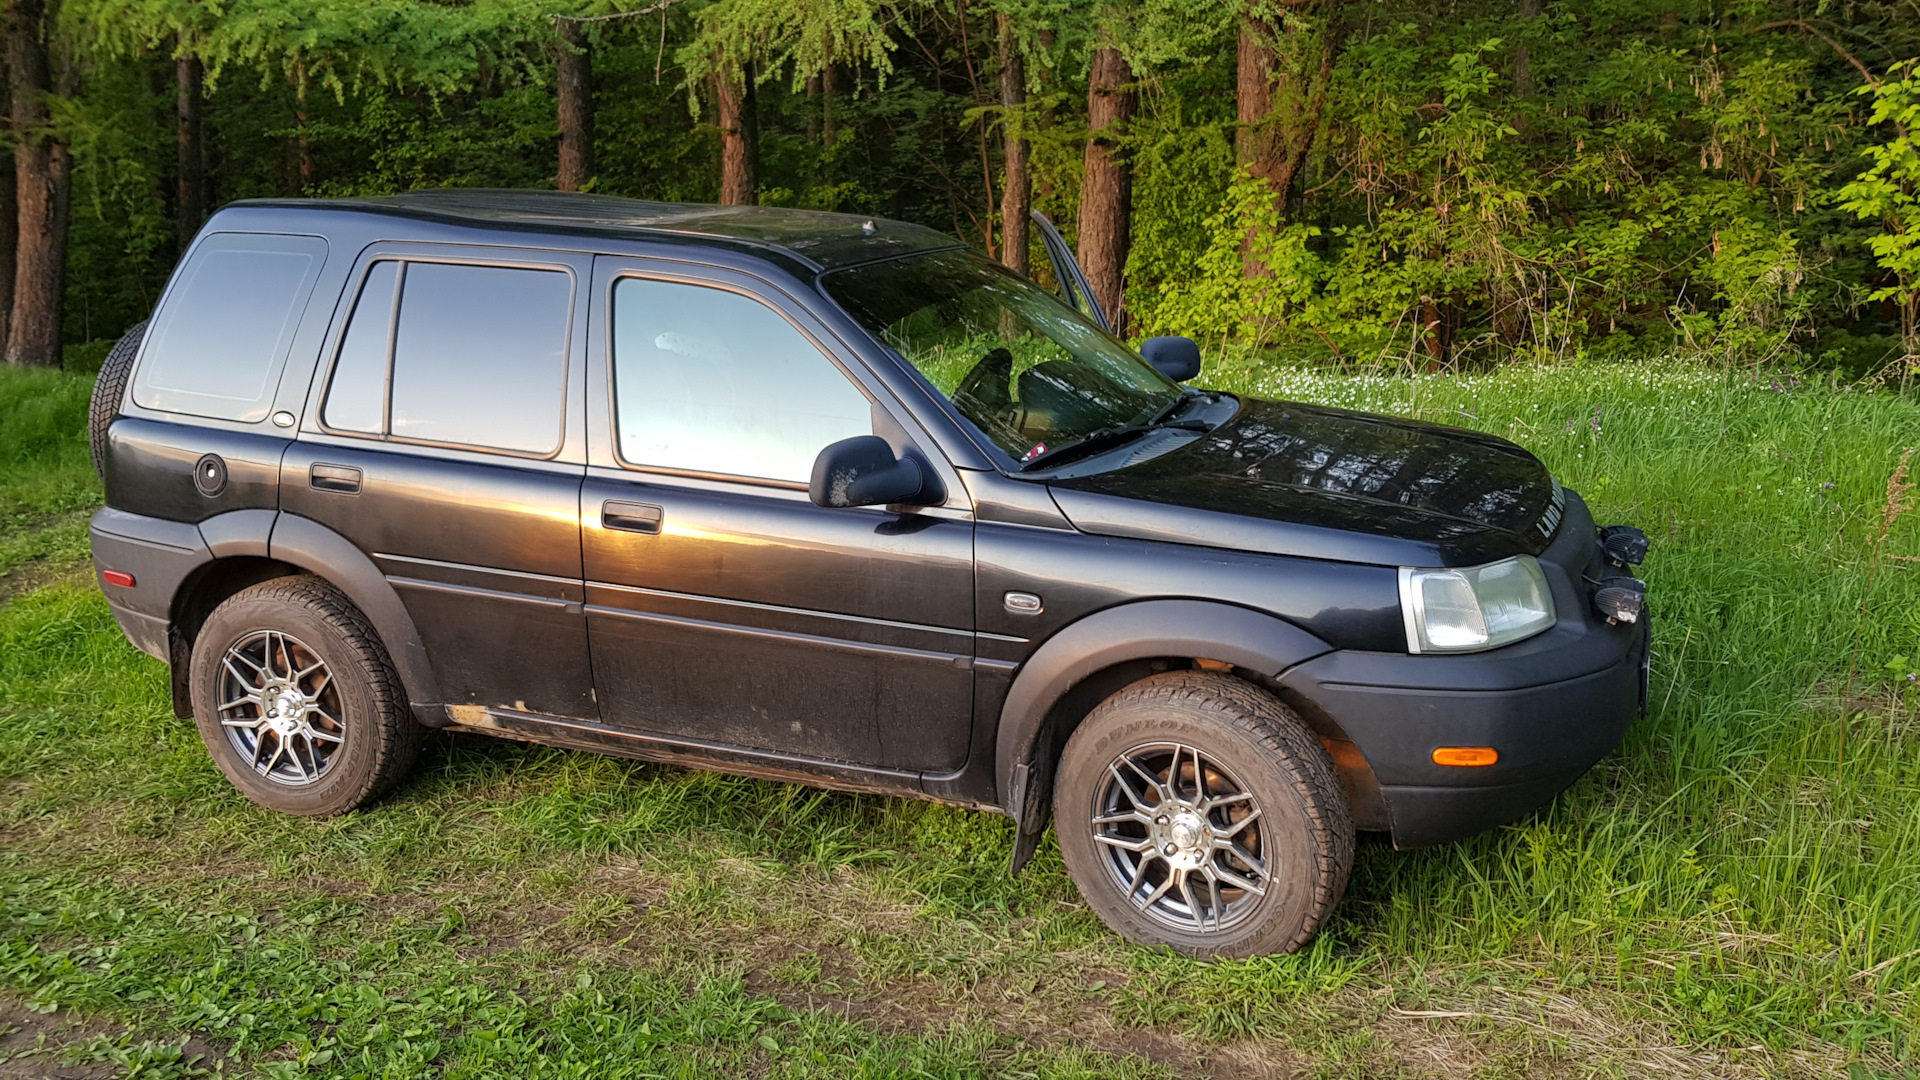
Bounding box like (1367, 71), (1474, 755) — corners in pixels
(1018, 413), (1209, 473)
(1147, 388), (1204, 427)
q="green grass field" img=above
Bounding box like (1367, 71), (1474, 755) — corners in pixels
(1, 357), (1916, 1078)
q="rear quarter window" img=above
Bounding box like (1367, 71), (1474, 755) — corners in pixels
(132, 232), (329, 423)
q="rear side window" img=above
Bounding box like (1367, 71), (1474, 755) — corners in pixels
(321, 260), (573, 456)
(611, 278), (872, 483)
(322, 260), (397, 435)
(132, 233), (328, 422)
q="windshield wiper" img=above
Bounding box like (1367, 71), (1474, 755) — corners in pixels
(1146, 388), (1205, 427)
(1018, 401), (1210, 473)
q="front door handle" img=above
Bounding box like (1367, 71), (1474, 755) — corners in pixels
(310, 463), (362, 494)
(602, 500), (663, 534)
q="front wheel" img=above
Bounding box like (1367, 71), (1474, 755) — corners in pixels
(1054, 672), (1354, 958)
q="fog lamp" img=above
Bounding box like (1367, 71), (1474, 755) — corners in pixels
(1593, 576), (1647, 625)
(1599, 524), (1648, 567)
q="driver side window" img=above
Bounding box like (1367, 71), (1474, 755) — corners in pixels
(610, 278), (873, 484)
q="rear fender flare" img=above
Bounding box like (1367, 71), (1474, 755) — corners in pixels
(268, 513), (441, 709)
(994, 599), (1331, 870)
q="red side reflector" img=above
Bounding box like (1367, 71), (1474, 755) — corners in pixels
(1432, 746), (1498, 767)
(101, 570), (135, 588)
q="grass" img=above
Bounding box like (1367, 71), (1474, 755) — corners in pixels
(1, 354), (1918, 1077)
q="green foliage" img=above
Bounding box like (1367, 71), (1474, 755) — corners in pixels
(29, 0), (1920, 369)
(1132, 169), (1323, 350)
(1838, 60), (1920, 361)
(683, 0), (914, 93)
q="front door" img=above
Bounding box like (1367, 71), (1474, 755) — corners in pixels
(580, 258), (976, 773)
(284, 246), (594, 718)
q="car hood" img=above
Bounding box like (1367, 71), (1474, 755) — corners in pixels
(1046, 396), (1564, 567)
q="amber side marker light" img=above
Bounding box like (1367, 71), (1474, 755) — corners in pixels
(101, 570), (135, 588)
(1432, 746), (1498, 767)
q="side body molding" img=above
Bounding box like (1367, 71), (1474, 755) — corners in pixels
(269, 513), (441, 710)
(995, 599), (1332, 872)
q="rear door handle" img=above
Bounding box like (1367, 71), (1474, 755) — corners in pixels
(310, 463), (362, 494)
(602, 500), (663, 534)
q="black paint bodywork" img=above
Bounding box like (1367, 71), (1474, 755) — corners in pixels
(90, 190), (1647, 850)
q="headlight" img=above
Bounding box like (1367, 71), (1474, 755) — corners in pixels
(1398, 555), (1556, 653)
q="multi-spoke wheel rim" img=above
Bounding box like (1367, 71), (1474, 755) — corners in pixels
(1092, 742), (1268, 933)
(217, 630), (345, 787)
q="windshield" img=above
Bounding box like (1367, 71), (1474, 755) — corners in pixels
(823, 248), (1181, 465)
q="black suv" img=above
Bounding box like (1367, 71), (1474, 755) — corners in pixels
(88, 191), (1649, 957)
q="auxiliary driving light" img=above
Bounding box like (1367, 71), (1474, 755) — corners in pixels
(1598, 524), (1648, 567)
(1593, 576), (1647, 625)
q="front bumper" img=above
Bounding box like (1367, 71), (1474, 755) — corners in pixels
(1281, 491), (1650, 847)
(1281, 617), (1646, 846)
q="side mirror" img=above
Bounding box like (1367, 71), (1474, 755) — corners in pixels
(809, 435), (938, 508)
(1140, 336), (1202, 382)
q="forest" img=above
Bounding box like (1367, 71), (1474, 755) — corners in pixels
(0, 0), (1914, 374)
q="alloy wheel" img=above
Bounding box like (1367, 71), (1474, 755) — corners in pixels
(216, 630), (346, 787)
(1092, 742), (1269, 933)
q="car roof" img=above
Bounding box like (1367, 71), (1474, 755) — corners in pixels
(226, 189), (967, 273)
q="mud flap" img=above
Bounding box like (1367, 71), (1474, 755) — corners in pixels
(170, 626), (194, 719)
(1007, 737), (1057, 876)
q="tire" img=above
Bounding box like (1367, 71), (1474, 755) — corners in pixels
(88, 320), (148, 479)
(190, 575), (421, 816)
(1054, 671), (1354, 958)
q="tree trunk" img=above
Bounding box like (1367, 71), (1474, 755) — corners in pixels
(176, 52), (204, 249)
(716, 62), (758, 205)
(1511, 0), (1542, 137)
(1493, 0), (1544, 349)
(1237, 19), (1277, 176)
(1422, 294), (1447, 365)
(7, 0), (68, 367)
(556, 19), (593, 192)
(1079, 45), (1132, 334)
(997, 14), (1029, 276)
(1235, 5), (1339, 228)
(805, 73), (819, 143)
(1512, 0), (1542, 98)
(291, 59), (311, 195)
(0, 48), (14, 354)
(822, 61), (836, 146)
(0, 146), (15, 358)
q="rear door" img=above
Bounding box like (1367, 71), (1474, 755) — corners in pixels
(579, 257), (977, 773)
(282, 245), (595, 718)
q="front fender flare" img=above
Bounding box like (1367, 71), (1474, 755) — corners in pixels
(994, 599), (1331, 871)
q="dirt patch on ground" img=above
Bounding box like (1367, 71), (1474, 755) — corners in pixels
(0, 998), (116, 1080)
(0, 558), (90, 606)
(0, 995), (231, 1079)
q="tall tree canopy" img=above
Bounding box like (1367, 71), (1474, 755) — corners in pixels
(4, 0), (1917, 373)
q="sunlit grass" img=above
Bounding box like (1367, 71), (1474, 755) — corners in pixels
(1, 357), (1917, 1076)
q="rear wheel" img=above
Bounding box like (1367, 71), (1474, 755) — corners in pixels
(1054, 672), (1353, 957)
(190, 576), (421, 816)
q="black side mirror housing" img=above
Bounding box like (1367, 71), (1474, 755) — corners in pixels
(809, 436), (940, 508)
(1140, 336), (1202, 382)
